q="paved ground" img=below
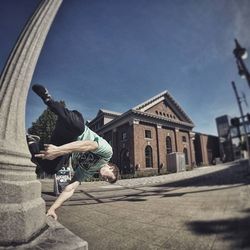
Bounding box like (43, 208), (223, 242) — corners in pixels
(41, 161), (250, 250)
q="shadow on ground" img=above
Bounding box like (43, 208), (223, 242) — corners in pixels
(42, 163), (250, 205)
(187, 209), (250, 249)
(42, 162), (250, 249)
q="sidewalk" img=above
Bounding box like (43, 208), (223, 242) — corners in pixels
(41, 161), (250, 250)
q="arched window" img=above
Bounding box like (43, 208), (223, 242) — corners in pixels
(166, 136), (172, 154)
(183, 148), (189, 165)
(145, 146), (153, 168)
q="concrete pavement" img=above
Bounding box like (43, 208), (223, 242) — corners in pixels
(41, 161), (250, 250)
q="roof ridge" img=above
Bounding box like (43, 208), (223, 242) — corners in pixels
(132, 90), (167, 110)
(132, 90), (193, 124)
(164, 92), (193, 124)
(99, 109), (122, 115)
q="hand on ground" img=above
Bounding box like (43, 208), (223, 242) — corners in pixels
(46, 208), (58, 220)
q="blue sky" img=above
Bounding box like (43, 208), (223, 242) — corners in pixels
(1, 0), (250, 136)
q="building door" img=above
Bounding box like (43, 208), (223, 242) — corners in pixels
(183, 148), (189, 165)
(145, 146), (153, 168)
(120, 149), (130, 174)
(207, 149), (213, 165)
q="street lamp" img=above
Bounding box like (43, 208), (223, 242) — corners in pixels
(233, 39), (250, 88)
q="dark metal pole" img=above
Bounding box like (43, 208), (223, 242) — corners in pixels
(236, 57), (250, 88)
(231, 81), (250, 169)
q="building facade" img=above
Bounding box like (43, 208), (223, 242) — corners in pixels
(89, 91), (219, 175)
(194, 132), (220, 166)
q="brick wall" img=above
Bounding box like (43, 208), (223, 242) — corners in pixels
(133, 122), (158, 170)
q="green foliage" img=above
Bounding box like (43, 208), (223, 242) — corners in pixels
(28, 101), (65, 147)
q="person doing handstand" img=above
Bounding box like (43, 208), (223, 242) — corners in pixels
(27, 84), (119, 220)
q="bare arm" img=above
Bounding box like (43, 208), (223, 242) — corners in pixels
(46, 181), (80, 220)
(35, 140), (98, 160)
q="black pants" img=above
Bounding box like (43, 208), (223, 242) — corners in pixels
(30, 100), (85, 175)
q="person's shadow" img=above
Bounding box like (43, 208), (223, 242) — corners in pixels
(187, 208), (250, 249)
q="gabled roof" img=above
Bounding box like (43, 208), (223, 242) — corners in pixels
(90, 90), (195, 132)
(132, 90), (194, 125)
(97, 109), (122, 117)
(132, 90), (167, 110)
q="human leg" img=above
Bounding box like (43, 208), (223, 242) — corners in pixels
(26, 134), (41, 165)
(31, 84), (85, 174)
(48, 101), (85, 145)
(32, 84), (85, 144)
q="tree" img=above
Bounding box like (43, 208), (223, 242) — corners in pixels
(28, 101), (65, 148)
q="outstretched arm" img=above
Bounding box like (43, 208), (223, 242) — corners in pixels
(47, 181), (80, 220)
(35, 140), (98, 160)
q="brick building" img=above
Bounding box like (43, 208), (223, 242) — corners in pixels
(194, 132), (220, 166)
(88, 90), (219, 175)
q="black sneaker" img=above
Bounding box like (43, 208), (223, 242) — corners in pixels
(32, 84), (52, 103)
(26, 134), (40, 144)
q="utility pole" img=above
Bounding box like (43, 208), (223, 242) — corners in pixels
(231, 81), (250, 171)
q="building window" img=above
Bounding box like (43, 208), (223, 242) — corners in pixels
(182, 136), (187, 142)
(122, 132), (127, 141)
(145, 130), (152, 139)
(183, 148), (189, 165)
(166, 136), (172, 154)
(145, 146), (153, 168)
(156, 110), (158, 115)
